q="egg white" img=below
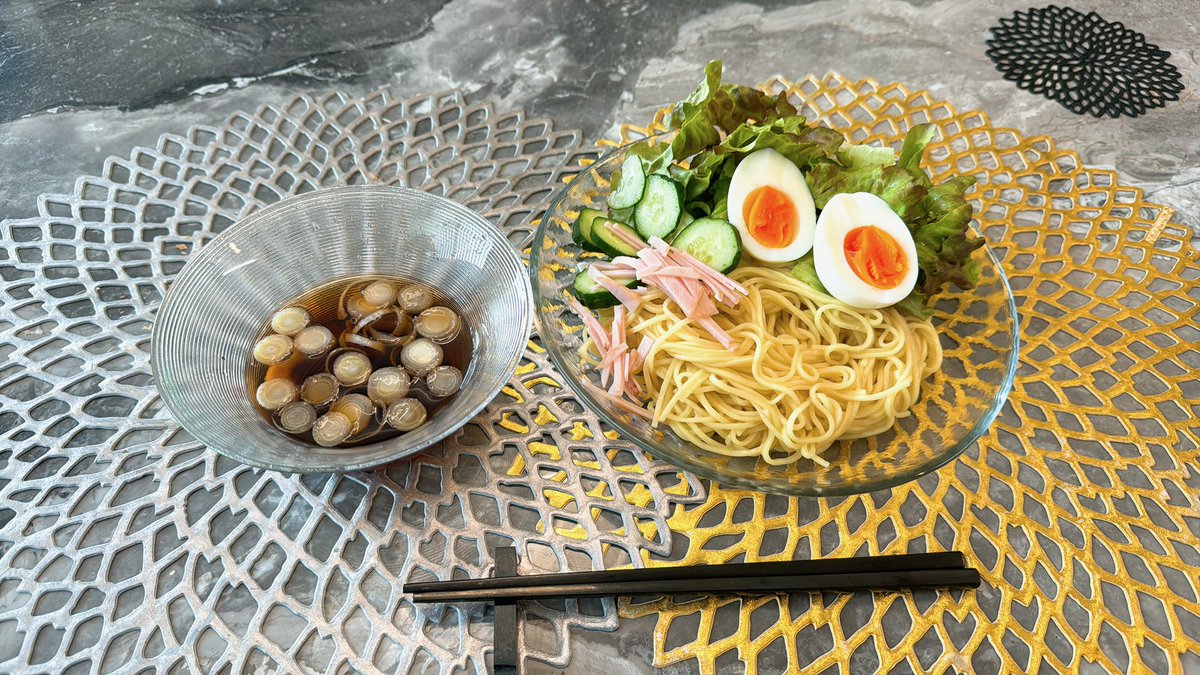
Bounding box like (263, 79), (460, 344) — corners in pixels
(812, 192), (919, 309)
(726, 148), (817, 263)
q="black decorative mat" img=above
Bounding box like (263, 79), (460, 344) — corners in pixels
(987, 5), (1184, 118)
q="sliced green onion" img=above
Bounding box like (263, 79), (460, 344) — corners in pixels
(300, 373), (340, 406)
(294, 325), (335, 357)
(270, 306), (311, 336)
(253, 334), (293, 365)
(397, 284), (435, 313)
(256, 378), (298, 410)
(415, 306), (462, 344)
(385, 398), (427, 432)
(368, 367), (411, 406)
(332, 351), (372, 386)
(312, 412), (353, 447)
(362, 281), (398, 308)
(426, 365), (463, 398)
(341, 332), (385, 352)
(278, 401), (317, 433)
(399, 338), (443, 377)
(330, 393), (375, 434)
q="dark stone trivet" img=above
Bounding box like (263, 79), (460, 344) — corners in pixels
(986, 5), (1184, 118)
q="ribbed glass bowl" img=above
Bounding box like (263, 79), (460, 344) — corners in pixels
(152, 185), (532, 473)
(531, 146), (1020, 496)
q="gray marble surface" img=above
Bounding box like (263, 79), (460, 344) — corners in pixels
(1, 1), (1197, 673)
(3, 0), (1198, 231)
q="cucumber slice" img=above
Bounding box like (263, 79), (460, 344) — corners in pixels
(572, 267), (635, 309)
(609, 206), (634, 226)
(670, 217), (742, 274)
(633, 174), (683, 241)
(609, 154), (647, 210)
(572, 208), (605, 252)
(667, 211), (695, 243)
(591, 217), (642, 258)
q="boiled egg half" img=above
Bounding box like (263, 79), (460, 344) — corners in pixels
(813, 192), (919, 309)
(726, 148), (817, 263)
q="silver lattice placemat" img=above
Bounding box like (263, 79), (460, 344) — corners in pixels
(0, 89), (706, 673)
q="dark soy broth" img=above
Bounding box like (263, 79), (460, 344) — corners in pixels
(248, 274), (472, 447)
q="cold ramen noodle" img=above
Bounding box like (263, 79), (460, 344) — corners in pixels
(566, 62), (982, 466)
(249, 275), (470, 448)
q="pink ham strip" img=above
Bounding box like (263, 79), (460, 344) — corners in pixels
(612, 305), (627, 348)
(647, 236), (748, 301)
(584, 382), (652, 419)
(665, 252), (741, 305)
(624, 341), (647, 400)
(696, 315), (735, 351)
(608, 306), (627, 397)
(566, 295), (650, 413)
(692, 291), (718, 319)
(601, 219), (649, 250)
(622, 337), (653, 400)
(590, 268), (642, 314)
(565, 296), (610, 352)
(609, 352), (627, 396)
(637, 336), (654, 359)
(590, 266), (637, 282)
(636, 247), (670, 269)
(641, 272), (693, 307)
(591, 260), (629, 271)
(624, 371), (643, 400)
(652, 265), (704, 280)
(598, 341), (628, 371)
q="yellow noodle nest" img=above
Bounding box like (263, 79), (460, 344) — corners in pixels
(626, 266), (942, 465)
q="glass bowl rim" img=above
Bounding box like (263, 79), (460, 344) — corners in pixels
(151, 184), (534, 473)
(529, 139), (1021, 497)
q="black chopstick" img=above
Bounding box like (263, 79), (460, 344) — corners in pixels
(403, 551), (966, 596)
(492, 547), (518, 674)
(409, 567), (981, 603)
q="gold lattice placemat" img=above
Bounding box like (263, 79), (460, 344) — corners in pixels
(599, 74), (1200, 673)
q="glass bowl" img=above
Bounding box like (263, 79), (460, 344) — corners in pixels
(530, 145), (1020, 497)
(152, 185), (532, 473)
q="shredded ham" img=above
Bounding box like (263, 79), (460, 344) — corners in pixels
(637, 336), (654, 358)
(625, 336), (652, 399)
(593, 237), (747, 352)
(612, 305), (626, 348)
(696, 315), (735, 351)
(566, 296), (610, 353)
(584, 382), (652, 419)
(590, 268), (642, 314)
(598, 341), (628, 371)
(609, 352), (627, 397)
(649, 236), (748, 303)
(591, 266), (637, 282)
(566, 231), (749, 415)
(602, 220), (649, 251)
(650, 265), (704, 280)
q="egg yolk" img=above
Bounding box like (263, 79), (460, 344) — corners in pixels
(844, 226), (907, 289)
(742, 186), (797, 248)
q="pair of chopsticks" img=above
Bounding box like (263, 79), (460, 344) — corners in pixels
(404, 548), (980, 604)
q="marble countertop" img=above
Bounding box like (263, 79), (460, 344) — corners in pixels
(2, 0), (1198, 233)
(1, 1), (1197, 673)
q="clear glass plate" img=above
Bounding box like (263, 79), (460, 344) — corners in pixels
(530, 145), (1020, 496)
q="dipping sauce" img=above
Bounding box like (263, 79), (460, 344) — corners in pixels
(247, 275), (472, 447)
